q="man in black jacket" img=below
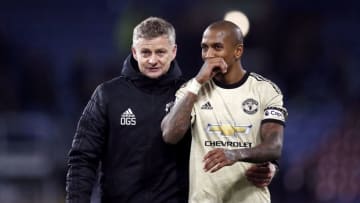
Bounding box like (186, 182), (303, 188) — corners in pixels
(66, 17), (276, 203)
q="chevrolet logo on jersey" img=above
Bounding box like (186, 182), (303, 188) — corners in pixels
(206, 124), (252, 136)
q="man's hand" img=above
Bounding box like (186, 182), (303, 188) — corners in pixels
(196, 57), (227, 84)
(203, 148), (237, 173)
(245, 162), (277, 187)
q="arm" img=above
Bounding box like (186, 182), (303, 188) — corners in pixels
(203, 122), (284, 172)
(66, 85), (107, 203)
(161, 57), (228, 144)
(161, 91), (197, 144)
(245, 161), (278, 187)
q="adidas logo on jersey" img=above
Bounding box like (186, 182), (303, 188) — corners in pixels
(201, 101), (213, 110)
(120, 108), (136, 126)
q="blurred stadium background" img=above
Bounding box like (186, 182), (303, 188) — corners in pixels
(0, 0), (359, 202)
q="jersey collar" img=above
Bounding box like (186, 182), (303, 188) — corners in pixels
(213, 71), (250, 89)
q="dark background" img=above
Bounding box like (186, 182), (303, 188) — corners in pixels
(0, 0), (359, 202)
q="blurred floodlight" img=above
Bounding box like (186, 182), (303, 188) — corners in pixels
(224, 10), (250, 37)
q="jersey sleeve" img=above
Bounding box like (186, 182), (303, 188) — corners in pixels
(260, 81), (288, 125)
(175, 79), (196, 124)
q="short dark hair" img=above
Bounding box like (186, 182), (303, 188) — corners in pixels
(207, 20), (244, 45)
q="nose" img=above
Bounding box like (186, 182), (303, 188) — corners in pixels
(204, 48), (215, 59)
(148, 54), (158, 65)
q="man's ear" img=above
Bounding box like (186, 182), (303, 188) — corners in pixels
(132, 47), (138, 61)
(171, 45), (178, 60)
(234, 44), (243, 60)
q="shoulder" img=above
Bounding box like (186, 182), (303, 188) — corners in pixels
(174, 78), (192, 98)
(173, 77), (187, 90)
(248, 72), (283, 95)
(99, 76), (130, 91)
(90, 76), (130, 101)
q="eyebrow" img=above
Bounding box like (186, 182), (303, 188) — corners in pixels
(201, 42), (223, 47)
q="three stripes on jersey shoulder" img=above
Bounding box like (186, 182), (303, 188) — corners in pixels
(250, 72), (282, 95)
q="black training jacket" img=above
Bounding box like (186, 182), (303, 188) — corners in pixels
(66, 55), (190, 203)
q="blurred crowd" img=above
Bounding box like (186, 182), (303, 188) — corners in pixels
(0, 0), (359, 203)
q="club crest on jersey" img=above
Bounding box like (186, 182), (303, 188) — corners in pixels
(242, 98), (258, 115)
